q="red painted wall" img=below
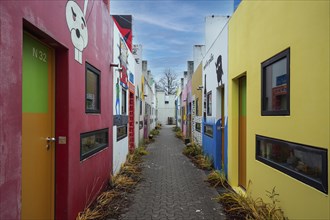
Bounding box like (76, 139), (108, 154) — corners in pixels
(0, 1), (113, 219)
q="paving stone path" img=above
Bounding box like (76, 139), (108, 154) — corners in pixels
(119, 125), (226, 220)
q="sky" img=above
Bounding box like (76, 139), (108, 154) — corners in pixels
(110, 0), (235, 81)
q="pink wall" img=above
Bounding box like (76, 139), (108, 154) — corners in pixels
(0, 1), (113, 219)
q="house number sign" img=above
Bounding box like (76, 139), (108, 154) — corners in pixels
(32, 47), (47, 63)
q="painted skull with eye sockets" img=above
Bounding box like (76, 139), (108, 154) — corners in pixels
(65, 0), (88, 64)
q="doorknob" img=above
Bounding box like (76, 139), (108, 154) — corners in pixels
(46, 137), (56, 150)
(46, 137), (56, 142)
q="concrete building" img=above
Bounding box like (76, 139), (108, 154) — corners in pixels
(0, 1), (114, 219)
(202, 15), (230, 171)
(156, 90), (176, 125)
(228, 1), (329, 218)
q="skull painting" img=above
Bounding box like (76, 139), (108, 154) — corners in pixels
(65, 0), (88, 64)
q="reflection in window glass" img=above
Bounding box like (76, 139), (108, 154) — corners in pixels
(81, 129), (108, 160)
(204, 124), (213, 138)
(262, 48), (290, 115)
(256, 135), (328, 194)
(86, 63), (100, 113)
(195, 122), (201, 132)
(207, 92), (212, 116)
(121, 88), (127, 114)
(117, 125), (127, 141)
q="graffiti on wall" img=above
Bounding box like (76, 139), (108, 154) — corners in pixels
(65, 0), (89, 64)
(215, 55), (224, 86)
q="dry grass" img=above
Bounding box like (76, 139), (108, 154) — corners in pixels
(76, 145), (149, 220)
(183, 143), (202, 157)
(206, 169), (227, 188)
(193, 154), (213, 170)
(217, 184), (287, 220)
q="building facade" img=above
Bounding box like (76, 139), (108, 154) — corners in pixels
(228, 1), (329, 218)
(0, 1), (114, 219)
(112, 15), (134, 174)
(202, 16), (230, 171)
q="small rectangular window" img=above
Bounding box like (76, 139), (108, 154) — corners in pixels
(204, 124), (213, 138)
(140, 99), (142, 115)
(121, 88), (127, 115)
(256, 135), (328, 194)
(117, 125), (127, 141)
(261, 48), (290, 116)
(80, 129), (108, 160)
(86, 63), (100, 113)
(195, 122), (201, 132)
(196, 98), (199, 116)
(207, 91), (212, 116)
(165, 101), (169, 104)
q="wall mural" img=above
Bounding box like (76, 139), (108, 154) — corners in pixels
(65, 0), (89, 64)
(215, 55), (224, 86)
(115, 77), (120, 114)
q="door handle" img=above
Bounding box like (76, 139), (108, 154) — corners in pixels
(46, 137), (56, 150)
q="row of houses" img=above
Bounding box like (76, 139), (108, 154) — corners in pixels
(176, 1), (329, 219)
(0, 1), (157, 219)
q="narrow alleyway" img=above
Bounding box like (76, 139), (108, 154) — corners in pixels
(119, 125), (226, 220)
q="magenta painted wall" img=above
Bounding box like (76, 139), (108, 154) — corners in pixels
(0, 1), (113, 219)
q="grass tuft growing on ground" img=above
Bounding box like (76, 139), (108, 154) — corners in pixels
(206, 169), (227, 188)
(217, 184), (287, 220)
(76, 144), (149, 220)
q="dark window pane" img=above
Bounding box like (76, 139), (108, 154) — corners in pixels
(86, 63), (100, 113)
(81, 129), (108, 160)
(262, 48), (290, 115)
(256, 135), (328, 194)
(204, 124), (213, 138)
(117, 125), (127, 141)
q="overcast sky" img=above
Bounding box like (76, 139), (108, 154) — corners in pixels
(110, 0), (235, 81)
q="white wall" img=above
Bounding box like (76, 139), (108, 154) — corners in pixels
(193, 45), (206, 72)
(203, 16), (229, 122)
(133, 44), (143, 147)
(112, 20), (131, 175)
(156, 91), (176, 125)
(205, 16), (229, 52)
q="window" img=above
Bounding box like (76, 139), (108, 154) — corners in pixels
(140, 99), (142, 115)
(165, 101), (169, 104)
(117, 125), (127, 141)
(86, 63), (100, 113)
(261, 48), (290, 115)
(121, 88), (127, 114)
(204, 124), (213, 138)
(207, 91), (212, 116)
(196, 98), (199, 116)
(195, 122), (201, 132)
(80, 129), (108, 160)
(256, 135), (328, 194)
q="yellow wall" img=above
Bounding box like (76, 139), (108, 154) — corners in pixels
(228, 1), (329, 219)
(192, 63), (203, 116)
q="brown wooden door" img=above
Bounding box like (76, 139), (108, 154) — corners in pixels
(238, 76), (247, 189)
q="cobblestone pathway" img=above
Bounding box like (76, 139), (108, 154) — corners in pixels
(119, 125), (226, 220)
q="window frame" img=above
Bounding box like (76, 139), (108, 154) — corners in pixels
(121, 88), (127, 115)
(117, 124), (128, 141)
(261, 48), (290, 116)
(256, 135), (328, 194)
(85, 63), (101, 113)
(207, 91), (212, 116)
(80, 128), (108, 160)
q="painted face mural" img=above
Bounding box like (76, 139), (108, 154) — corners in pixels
(215, 55), (224, 86)
(65, 0), (89, 64)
